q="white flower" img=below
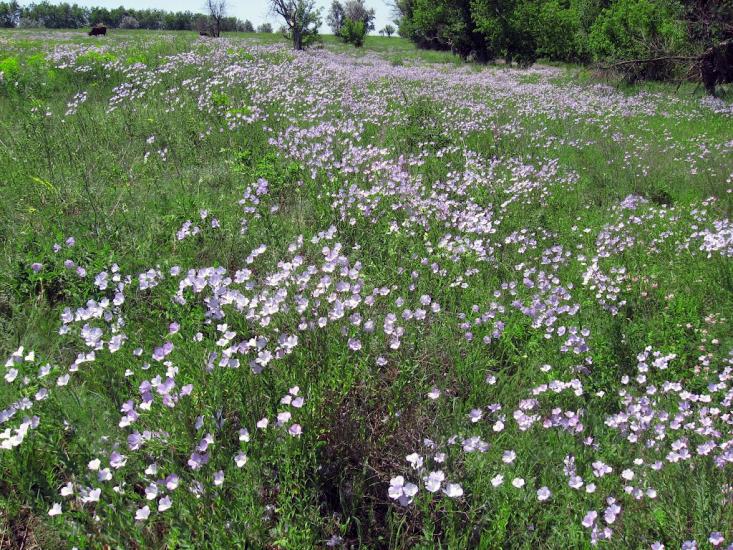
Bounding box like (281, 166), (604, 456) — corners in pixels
(406, 452), (423, 470)
(145, 483), (158, 500)
(468, 408), (483, 423)
(60, 482), (74, 497)
(235, 452), (248, 467)
(88, 459), (101, 471)
(512, 477), (525, 489)
(537, 487), (551, 501)
(82, 488), (101, 503)
(491, 474), (504, 487)
(427, 388), (441, 400)
(423, 470), (445, 493)
(442, 483), (463, 498)
(48, 503), (62, 516)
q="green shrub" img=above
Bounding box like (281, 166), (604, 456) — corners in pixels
(339, 18), (366, 47)
(536, 0), (587, 62)
(589, 0), (688, 79)
(0, 56), (20, 82)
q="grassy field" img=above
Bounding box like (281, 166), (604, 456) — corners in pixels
(1, 28), (733, 549)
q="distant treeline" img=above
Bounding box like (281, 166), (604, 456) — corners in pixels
(394, 0), (733, 78)
(0, 1), (273, 32)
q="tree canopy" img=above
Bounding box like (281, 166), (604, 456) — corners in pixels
(394, 0), (733, 76)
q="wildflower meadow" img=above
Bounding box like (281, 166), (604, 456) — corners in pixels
(1, 29), (733, 549)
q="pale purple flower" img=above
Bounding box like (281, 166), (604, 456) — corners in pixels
(135, 505), (150, 521)
(388, 476), (418, 506)
(582, 510), (597, 528)
(158, 496), (172, 512)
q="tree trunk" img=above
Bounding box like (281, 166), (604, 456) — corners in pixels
(293, 28), (302, 50)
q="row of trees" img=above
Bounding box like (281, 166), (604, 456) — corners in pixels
(0, 1), (274, 33)
(392, 0), (733, 75)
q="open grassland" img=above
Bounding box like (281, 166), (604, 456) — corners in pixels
(1, 29), (733, 549)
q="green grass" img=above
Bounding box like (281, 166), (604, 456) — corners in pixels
(0, 28), (732, 549)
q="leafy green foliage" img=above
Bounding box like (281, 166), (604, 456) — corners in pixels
(395, 0), (728, 82)
(589, 0), (688, 79)
(589, 0), (687, 59)
(339, 18), (366, 47)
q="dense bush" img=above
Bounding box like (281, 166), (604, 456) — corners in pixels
(535, 0), (587, 62)
(589, 0), (688, 79)
(395, 0), (730, 81)
(398, 0), (490, 60)
(588, 0), (687, 59)
(339, 18), (366, 47)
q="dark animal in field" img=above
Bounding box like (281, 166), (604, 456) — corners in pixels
(199, 31), (211, 37)
(88, 25), (107, 36)
(700, 39), (733, 96)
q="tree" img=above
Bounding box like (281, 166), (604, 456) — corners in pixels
(344, 0), (375, 32)
(205, 0), (226, 37)
(119, 15), (139, 28)
(328, 0), (374, 36)
(0, 1), (19, 27)
(340, 18), (366, 46)
(269, 0), (322, 50)
(682, 0), (733, 45)
(383, 23), (395, 37)
(327, 0), (345, 34)
(395, 0), (490, 60)
(242, 19), (254, 32)
(257, 22), (273, 33)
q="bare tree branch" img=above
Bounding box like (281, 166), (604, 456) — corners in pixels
(204, 0), (226, 37)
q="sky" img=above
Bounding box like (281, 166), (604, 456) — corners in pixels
(60, 0), (396, 34)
